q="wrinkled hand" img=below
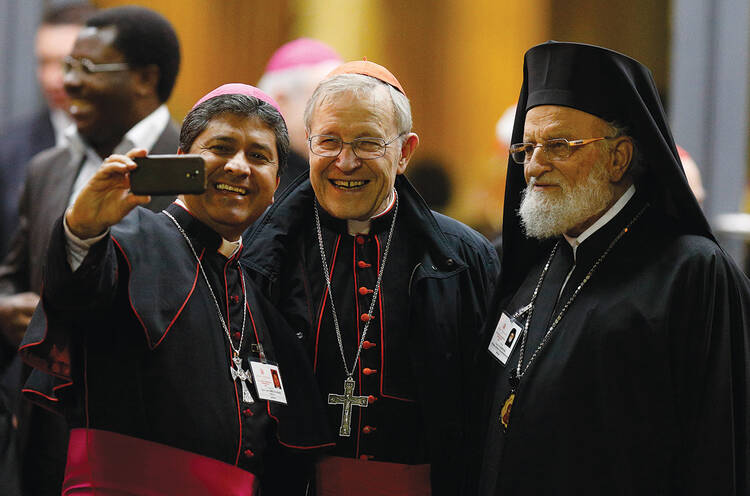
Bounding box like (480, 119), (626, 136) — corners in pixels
(66, 148), (152, 239)
(0, 292), (40, 347)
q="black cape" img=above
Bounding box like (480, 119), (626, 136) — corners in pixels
(477, 41), (750, 495)
(20, 203), (333, 492)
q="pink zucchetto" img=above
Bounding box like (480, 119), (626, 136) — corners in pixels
(191, 83), (284, 120)
(263, 38), (342, 73)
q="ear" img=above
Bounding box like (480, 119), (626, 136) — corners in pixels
(396, 133), (420, 175)
(132, 64), (160, 98)
(609, 136), (633, 182)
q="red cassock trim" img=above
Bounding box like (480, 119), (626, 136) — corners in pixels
(63, 428), (258, 495)
(316, 456), (430, 495)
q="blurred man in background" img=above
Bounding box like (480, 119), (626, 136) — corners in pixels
(0, 1), (96, 258)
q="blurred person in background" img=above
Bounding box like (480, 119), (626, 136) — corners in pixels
(0, 1), (96, 259)
(258, 37), (342, 194)
(0, 6), (181, 494)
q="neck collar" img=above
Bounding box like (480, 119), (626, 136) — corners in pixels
(563, 184), (636, 259)
(169, 201), (241, 259)
(318, 190), (398, 236)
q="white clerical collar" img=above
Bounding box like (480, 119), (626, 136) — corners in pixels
(174, 198), (242, 258)
(563, 185), (636, 259)
(346, 189), (397, 236)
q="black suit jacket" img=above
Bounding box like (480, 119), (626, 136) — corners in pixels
(0, 110), (56, 258)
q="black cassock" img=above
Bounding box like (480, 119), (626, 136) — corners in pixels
(242, 177), (500, 494)
(20, 203), (333, 492)
(478, 191), (750, 495)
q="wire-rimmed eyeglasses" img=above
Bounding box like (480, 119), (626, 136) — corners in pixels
(509, 137), (615, 165)
(308, 133), (405, 160)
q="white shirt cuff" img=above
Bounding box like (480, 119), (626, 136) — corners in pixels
(64, 212), (109, 271)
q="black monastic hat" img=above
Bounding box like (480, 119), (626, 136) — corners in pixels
(500, 41), (713, 299)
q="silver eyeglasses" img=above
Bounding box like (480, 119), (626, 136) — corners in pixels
(308, 134), (405, 160)
(509, 137), (615, 165)
(62, 56), (130, 76)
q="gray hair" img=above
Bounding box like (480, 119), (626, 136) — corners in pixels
(304, 73), (412, 136)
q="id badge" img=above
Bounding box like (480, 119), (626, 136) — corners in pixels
(249, 361), (288, 405)
(488, 312), (523, 365)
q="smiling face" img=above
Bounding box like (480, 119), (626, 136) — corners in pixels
(307, 86), (417, 221)
(180, 113), (280, 240)
(64, 26), (140, 154)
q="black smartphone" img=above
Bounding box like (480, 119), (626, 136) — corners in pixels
(130, 155), (206, 195)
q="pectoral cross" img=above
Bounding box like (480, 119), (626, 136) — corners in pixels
(231, 355), (254, 403)
(328, 376), (368, 437)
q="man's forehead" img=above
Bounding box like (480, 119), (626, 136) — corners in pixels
(75, 25), (118, 47)
(524, 105), (608, 136)
(312, 86), (394, 129)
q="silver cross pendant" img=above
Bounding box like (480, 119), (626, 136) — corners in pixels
(230, 355), (254, 403)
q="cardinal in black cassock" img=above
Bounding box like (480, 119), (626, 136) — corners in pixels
(476, 41), (750, 495)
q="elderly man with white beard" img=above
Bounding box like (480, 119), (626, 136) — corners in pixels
(474, 41), (750, 496)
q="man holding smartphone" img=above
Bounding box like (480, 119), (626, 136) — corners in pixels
(18, 84), (333, 494)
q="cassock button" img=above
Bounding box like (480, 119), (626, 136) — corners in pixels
(367, 395), (378, 404)
(362, 425), (376, 434)
(243, 449), (254, 458)
(357, 260), (372, 269)
(358, 286), (373, 295)
(242, 408), (252, 417)
(230, 294), (240, 303)
(360, 313), (373, 322)
(355, 235), (366, 245)
(362, 340), (376, 350)
(363, 367), (377, 376)
(233, 331), (241, 340)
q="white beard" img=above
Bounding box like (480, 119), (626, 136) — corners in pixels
(518, 161), (615, 239)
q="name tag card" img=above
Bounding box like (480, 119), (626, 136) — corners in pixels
(250, 362), (288, 405)
(488, 312), (523, 365)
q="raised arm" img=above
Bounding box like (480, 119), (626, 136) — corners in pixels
(66, 149), (152, 239)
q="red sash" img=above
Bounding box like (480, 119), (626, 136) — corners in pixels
(64, 428), (257, 495)
(316, 456), (431, 496)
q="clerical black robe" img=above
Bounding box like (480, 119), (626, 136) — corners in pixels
(242, 176), (500, 494)
(20, 203), (333, 493)
(477, 192), (750, 495)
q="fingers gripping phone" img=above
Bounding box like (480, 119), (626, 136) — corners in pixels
(130, 155), (206, 195)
